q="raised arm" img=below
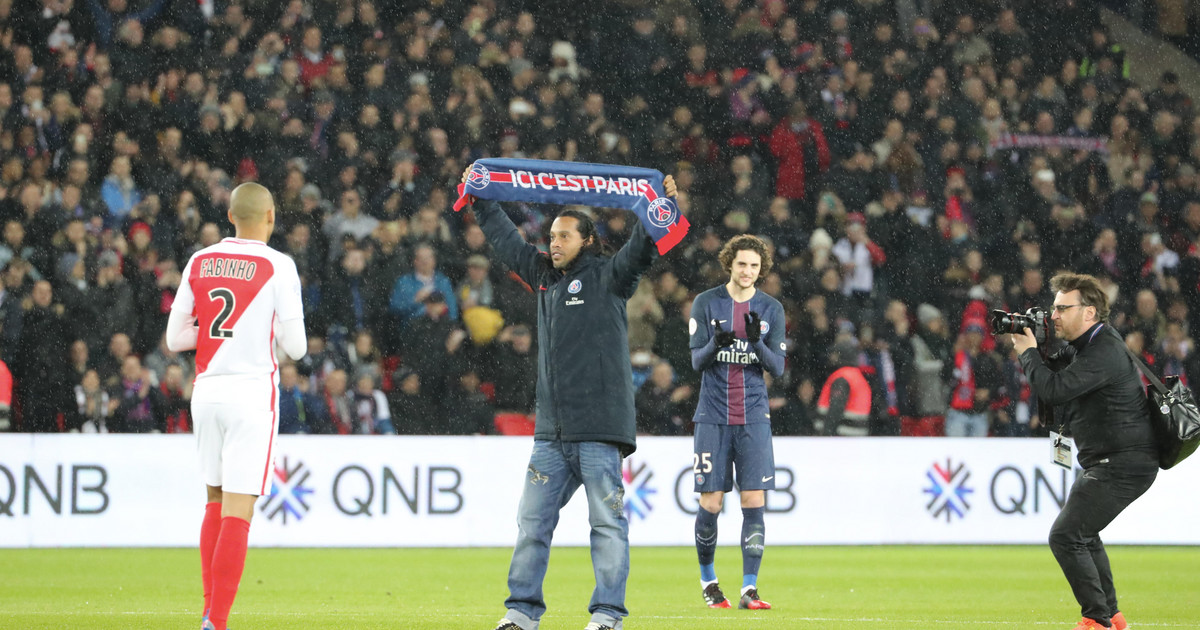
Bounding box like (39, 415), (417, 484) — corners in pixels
(608, 220), (657, 299)
(609, 174), (677, 299)
(460, 166), (544, 287)
(473, 200), (545, 288)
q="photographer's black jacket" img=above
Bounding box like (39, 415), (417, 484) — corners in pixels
(1019, 323), (1158, 469)
(474, 200), (656, 452)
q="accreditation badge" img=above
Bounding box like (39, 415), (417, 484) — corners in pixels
(1050, 431), (1074, 470)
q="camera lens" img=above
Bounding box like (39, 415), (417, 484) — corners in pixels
(990, 309), (1035, 335)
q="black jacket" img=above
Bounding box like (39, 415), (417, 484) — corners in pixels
(475, 200), (656, 452)
(1019, 323), (1158, 469)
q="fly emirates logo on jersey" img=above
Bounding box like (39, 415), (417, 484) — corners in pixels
(717, 340), (761, 366)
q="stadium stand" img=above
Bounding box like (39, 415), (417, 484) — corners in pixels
(0, 0), (1197, 438)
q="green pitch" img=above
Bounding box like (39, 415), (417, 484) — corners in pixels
(2, 546), (1198, 629)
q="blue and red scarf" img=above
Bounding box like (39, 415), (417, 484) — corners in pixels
(455, 158), (690, 254)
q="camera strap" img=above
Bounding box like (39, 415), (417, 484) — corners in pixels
(1121, 343), (1171, 400)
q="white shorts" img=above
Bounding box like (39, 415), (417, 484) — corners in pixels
(194, 396), (279, 496)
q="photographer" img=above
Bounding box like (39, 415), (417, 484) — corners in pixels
(1012, 272), (1158, 630)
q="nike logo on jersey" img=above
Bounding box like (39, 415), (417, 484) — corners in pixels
(761, 476), (773, 483)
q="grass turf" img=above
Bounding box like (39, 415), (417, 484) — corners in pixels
(1, 546), (1198, 629)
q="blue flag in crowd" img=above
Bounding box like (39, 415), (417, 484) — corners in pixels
(455, 158), (690, 255)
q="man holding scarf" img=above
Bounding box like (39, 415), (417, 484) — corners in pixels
(462, 166), (677, 630)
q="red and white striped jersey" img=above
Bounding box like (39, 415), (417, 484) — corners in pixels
(173, 238), (304, 383)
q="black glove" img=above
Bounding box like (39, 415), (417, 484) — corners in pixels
(745, 311), (762, 343)
(713, 319), (735, 348)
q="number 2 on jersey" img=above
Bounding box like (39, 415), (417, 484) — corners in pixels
(208, 288), (236, 338)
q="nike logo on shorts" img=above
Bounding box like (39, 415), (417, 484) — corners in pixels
(761, 476), (773, 483)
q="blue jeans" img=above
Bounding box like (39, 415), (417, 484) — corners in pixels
(503, 440), (629, 630)
(945, 409), (989, 437)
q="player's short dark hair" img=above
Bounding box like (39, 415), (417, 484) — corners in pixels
(1050, 271), (1110, 322)
(718, 234), (773, 283)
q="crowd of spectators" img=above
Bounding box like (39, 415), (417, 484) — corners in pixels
(0, 0), (1198, 439)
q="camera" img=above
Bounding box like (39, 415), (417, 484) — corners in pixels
(990, 307), (1052, 345)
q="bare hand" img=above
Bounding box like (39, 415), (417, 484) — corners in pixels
(664, 174), (677, 197)
(1011, 328), (1038, 355)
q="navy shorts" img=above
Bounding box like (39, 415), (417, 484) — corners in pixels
(692, 422), (776, 493)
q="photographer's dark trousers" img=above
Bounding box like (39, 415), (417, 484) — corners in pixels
(1049, 459), (1156, 625)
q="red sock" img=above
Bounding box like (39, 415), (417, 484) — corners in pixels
(208, 516), (251, 630)
(200, 503), (222, 616)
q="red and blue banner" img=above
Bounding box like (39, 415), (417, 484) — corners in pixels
(455, 158), (690, 255)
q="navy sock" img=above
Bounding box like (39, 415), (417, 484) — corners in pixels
(695, 507), (719, 581)
(741, 506), (765, 588)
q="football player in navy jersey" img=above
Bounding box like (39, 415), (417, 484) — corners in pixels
(687, 234), (787, 610)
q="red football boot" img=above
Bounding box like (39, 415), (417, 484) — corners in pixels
(739, 587), (772, 610)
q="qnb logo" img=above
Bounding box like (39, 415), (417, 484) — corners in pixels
(923, 458), (974, 522)
(622, 458), (657, 520)
(261, 456), (315, 525)
(645, 198), (678, 228)
(465, 164), (491, 189)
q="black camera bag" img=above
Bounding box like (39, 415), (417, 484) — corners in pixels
(1123, 346), (1200, 469)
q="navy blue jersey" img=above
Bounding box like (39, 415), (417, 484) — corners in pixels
(689, 285), (787, 425)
